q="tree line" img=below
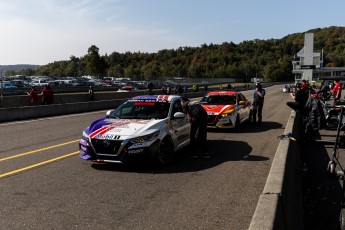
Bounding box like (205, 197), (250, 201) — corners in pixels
(6, 26), (345, 82)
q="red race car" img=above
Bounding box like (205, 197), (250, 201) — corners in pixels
(199, 91), (252, 130)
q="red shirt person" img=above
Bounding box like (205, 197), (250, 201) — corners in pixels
(41, 85), (50, 105)
(332, 79), (342, 105)
(27, 86), (39, 105)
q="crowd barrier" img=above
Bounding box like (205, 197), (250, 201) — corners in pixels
(0, 91), (207, 122)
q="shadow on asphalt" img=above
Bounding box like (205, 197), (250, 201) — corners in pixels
(302, 138), (344, 230)
(91, 138), (269, 174)
(233, 121), (284, 133)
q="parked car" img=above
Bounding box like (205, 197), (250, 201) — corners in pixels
(117, 85), (139, 92)
(30, 80), (47, 87)
(79, 95), (190, 164)
(283, 84), (293, 93)
(0, 83), (18, 89)
(199, 91), (252, 130)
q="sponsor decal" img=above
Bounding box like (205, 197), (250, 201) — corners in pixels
(90, 119), (151, 139)
(131, 143), (148, 148)
(134, 102), (155, 106)
(128, 149), (144, 155)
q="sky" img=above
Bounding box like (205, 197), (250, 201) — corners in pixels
(0, 0), (344, 66)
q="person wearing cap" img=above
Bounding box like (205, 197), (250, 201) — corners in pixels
(252, 83), (266, 128)
(145, 82), (155, 95)
(181, 96), (209, 158)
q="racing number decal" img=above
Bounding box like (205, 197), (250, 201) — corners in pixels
(157, 95), (169, 102)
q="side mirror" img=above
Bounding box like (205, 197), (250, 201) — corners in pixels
(106, 110), (112, 117)
(173, 112), (185, 119)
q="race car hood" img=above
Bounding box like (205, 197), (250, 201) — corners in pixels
(201, 104), (235, 114)
(85, 117), (163, 140)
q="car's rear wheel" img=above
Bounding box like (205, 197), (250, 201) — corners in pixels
(157, 137), (174, 165)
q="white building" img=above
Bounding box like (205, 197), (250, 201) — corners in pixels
(292, 32), (345, 83)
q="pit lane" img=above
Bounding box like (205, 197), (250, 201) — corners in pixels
(0, 85), (289, 230)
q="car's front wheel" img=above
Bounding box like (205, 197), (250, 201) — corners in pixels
(157, 137), (174, 165)
(234, 115), (240, 131)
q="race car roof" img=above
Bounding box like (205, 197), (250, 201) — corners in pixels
(129, 95), (179, 103)
(206, 91), (237, 96)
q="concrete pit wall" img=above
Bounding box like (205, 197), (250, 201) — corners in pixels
(248, 111), (304, 230)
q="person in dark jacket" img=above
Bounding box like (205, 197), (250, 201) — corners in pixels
(181, 96), (210, 158)
(286, 83), (308, 112)
(88, 85), (95, 101)
(145, 82), (155, 95)
(252, 83), (266, 127)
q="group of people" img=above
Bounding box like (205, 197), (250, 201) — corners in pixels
(181, 82), (266, 159)
(286, 79), (341, 112)
(27, 85), (54, 106)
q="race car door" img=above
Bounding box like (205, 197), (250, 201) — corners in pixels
(169, 99), (190, 148)
(237, 93), (249, 122)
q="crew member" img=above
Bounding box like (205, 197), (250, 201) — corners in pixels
(252, 83), (266, 127)
(181, 96), (209, 158)
(145, 82), (155, 95)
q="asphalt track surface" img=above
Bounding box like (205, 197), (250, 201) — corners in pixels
(0, 85), (291, 230)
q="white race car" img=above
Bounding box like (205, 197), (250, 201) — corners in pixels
(79, 95), (190, 165)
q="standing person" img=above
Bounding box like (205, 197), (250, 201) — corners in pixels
(184, 85), (188, 93)
(88, 85), (94, 101)
(286, 83), (308, 112)
(252, 83), (266, 128)
(331, 79), (342, 106)
(161, 85), (168, 95)
(181, 96), (210, 158)
(47, 85), (54, 104)
(27, 86), (39, 106)
(145, 82), (155, 95)
(41, 85), (49, 105)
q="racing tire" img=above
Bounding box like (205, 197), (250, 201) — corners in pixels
(248, 110), (253, 124)
(234, 115), (240, 131)
(157, 137), (174, 165)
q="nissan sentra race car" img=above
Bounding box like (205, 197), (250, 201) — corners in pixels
(79, 95), (190, 165)
(199, 91), (252, 130)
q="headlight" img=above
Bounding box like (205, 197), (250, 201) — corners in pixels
(221, 109), (235, 117)
(130, 130), (160, 144)
(82, 131), (89, 140)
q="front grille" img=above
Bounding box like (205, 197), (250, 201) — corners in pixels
(91, 139), (123, 156)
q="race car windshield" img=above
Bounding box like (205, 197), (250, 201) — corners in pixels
(200, 95), (236, 105)
(109, 101), (170, 119)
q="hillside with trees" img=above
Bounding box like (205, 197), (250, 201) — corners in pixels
(6, 26), (345, 82)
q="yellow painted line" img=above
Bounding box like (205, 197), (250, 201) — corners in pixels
(0, 140), (79, 162)
(0, 151), (79, 178)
